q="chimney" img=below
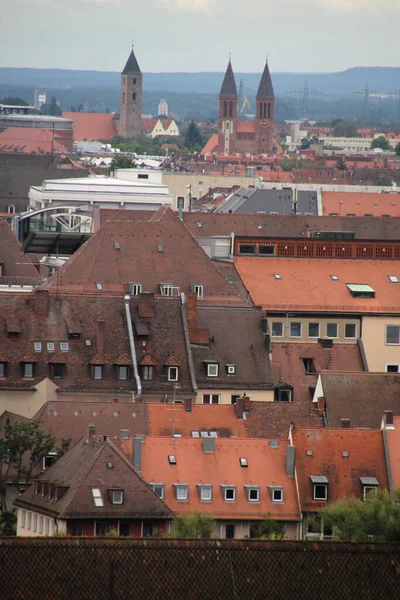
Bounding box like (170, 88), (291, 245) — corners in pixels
(235, 397), (244, 419)
(132, 436), (143, 472)
(34, 288), (49, 317)
(384, 410), (394, 427)
(317, 397), (325, 417)
(96, 317), (105, 354)
(242, 394), (250, 412)
(341, 418), (351, 429)
(184, 397), (192, 413)
(138, 293), (154, 319)
(185, 292), (198, 341)
(286, 445), (295, 477)
(87, 424), (96, 439)
(202, 437), (215, 453)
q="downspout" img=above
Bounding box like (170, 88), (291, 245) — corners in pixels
(180, 293), (198, 398)
(124, 295), (142, 399)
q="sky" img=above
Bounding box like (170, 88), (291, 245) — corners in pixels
(1, 0), (399, 73)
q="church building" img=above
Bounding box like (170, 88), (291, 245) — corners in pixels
(117, 48), (143, 138)
(214, 60), (275, 156)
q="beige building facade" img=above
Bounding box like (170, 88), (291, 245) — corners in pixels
(196, 388), (274, 405)
(361, 316), (400, 372)
(268, 315), (360, 344)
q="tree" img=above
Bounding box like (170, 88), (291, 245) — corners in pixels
(170, 513), (215, 538)
(1, 97), (29, 106)
(110, 155), (135, 171)
(300, 137), (311, 150)
(41, 96), (62, 117)
(184, 120), (203, 150)
(371, 136), (390, 151)
(250, 516), (286, 540)
(332, 119), (358, 138)
(322, 489), (400, 542)
(394, 142), (400, 156)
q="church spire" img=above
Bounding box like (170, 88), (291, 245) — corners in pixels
(122, 49), (141, 74)
(220, 59), (237, 98)
(256, 59), (274, 99)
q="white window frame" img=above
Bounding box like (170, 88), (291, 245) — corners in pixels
(151, 484), (165, 500)
(385, 364), (400, 373)
(271, 487), (284, 503)
(363, 485), (378, 501)
(344, 323), (357, 339)
(175, 485), (188, 502)
(198, 485), (213, 502)
(33, 513), (37, 532)
(45, 518), (50, 536)
(39, 516), (43, 534)
(227, 365), (236, 375)
(112, 490), (123, 505)
(47, 342), (55, 352)
(313, 484), (328, 501)
(161, 284), (173, 296)
(207, 363), (219, 378)
(223, 487), (236, 502)
(168, 366), (178, 381)
(271, 322), (284, 337)
(60, 342), (69, 352)
(290, 322), (302, 338)
(34, 342), (42, 352)
(277, 389), (292, 402)
(386, 325), (400, 345)
(308, 322), (320, 338)
(202, 394), (220, 405)
(247, 487), (260, 503)
(326, 323), (338, 339)
(92, 487), (104, 507)
(129, 283), (142, 296)
(194, 285), (204, 299)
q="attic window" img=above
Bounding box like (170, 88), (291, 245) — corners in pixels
(158, 244), (164, 253)
(120, 429), (129, 439)
(128, 282), (142, 296)
(239, 244), (256, 255)
(269, 486), (284, 503)
(239, 458), (248, 468)
(151, 484), (165, 499)
(160, 284), (180, 297)
(273, 274), (282, 280)
(191, 284), (204, 299)
(302, 358), (317, 375)
(347, 284), (375, 298)
(91, 488), (104, 507)
(34, 342), (42, 353)
(388, 275), (399, 283)
(112, 490), (124, 505)
(206, 363), (219, 378)
(331, 275), (338, 281)
(22, 362), (35, 379)
(168, 366), (179, 381)
(226, 364), (236, 375)
(310, 475), (329, 501)
(47, 342), (55, 352)
(60, 342), (69, 352)
(168, 455), (177, 465)
(174, 484), (189, 502)
(96, 282), (103, 291)
(114, 242), (121, 251)
(197, 484), (213, 502)
(222, 486), (236, 502)
(245, 486), (260, 502)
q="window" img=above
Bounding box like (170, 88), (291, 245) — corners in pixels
(95, 282), (103, 291)
(128, 282), (142, 296)
(386, 364), (400, 373)
(345, 323), (357, 339)
(271, 322), (283, 337)
(47, 342), (55, 352)
(347, 284), (375, 298)
(7, 204), (16, 214)
(311, 476), (329, 501)
(203, 394), (220, 405)
(120, 429), (129, 439)
(143, 366), (154, 381)
(231, 395), (240, 405)
(117, 366), (129, 381)
(168, 366), (178, 381)
(119, 521), (130, 537)
(198, 485), (213, 502)
(277, 389), (292, 402)
(95, 521), (106, 536)
(72, 522), (83, 536)
(39, 516), (43, 534)
(222, 487), (236, 502)
(271, 487), (284, 503)
(331, 275), (339, 281)
(0, 363), (6, 378)
(174, 485), (188, 501)
(152, 484), (165, 499)
(177, 196), (185, 209)
(388, 275), (399, 283)
(34, 342), (42, 352)
(302, 358), (317, 374)
(112, 490), (123, 505)
(161, 284), (174, 296)
(92, 488), (104, 507)
(386, 325), (400, 345)
(21, 510), (26, 528)
(326, 323), (338, 338)
(51, 363), (64, 379)
(23, 363), (34, 378)
(33, 514), (37, 532)
(132, 92), (136, 102)
(245, 486), (259, 502)
(290, 322), (302, 337)
(45, 518), (50, 536)
(192, 284), (204, 299)
(92, 365), (104, 380)
(143, 523), (154, 537)
(137, 173), (149, 180)
(273, 273), (282, 279)
(43, 453), (57, 470)
(60, 342), (69, 352)
(239, 244), (256, 255)
(168, 455), (176, 465)
(207, 363), (219, 377)
(363, 486), (378, 501)
(259, 245), (275, 256)
(225, 524), (235, 539)
(240, 457), (248, 468)
(27, 512), (32, 530)
(226, 365), (236, 375)
(308, 323), (320, 338)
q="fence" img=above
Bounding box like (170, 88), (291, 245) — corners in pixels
(0, 537), (399, 599)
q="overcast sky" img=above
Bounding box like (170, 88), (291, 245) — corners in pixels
(1, 0), (399, 73)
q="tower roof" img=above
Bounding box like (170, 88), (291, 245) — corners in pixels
(256, 60), (274, 99)
(122, 49), (141, 75)
(220, 60), (237, 99)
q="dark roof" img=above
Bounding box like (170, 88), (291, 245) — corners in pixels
(216, 188), (318, 215)
(245, 401), (323, 439)
(321, 372), (400, 429)
(293, 427), (388, 511)
(15, 436), (171, 519)
(256, 60), (274, 99)
(191, 306), (274, 390)
(122, 49), (141, 74)
(0, 221), (42, 286)
(183, 212), (400, 240)
(271, 343), (364, 405)
(220, 60), (237, 99)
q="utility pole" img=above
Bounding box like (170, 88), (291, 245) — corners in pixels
(352, 83), (376, 128)
(290, 81), (321, 122)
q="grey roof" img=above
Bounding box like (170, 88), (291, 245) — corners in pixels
(256, 61), (274, 99)
(220, 61), (237, 99)
(310, 475), (329, 484)
(122, 49), (141, 74)
(360, 476), (379, 485)
(217, 187), (318, 216)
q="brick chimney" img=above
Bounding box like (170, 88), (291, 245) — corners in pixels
(236, 397), (244, 419)
(184, 397), (192, 413)
(138, 293), (154, 319)
(96, 317), (105, 354)
(242, 394), (250, 412)
(34, 288), (49, 317)
(317, 397), (325, 417)
(185, 293), (209, 344)
(341, 418), (351, 429)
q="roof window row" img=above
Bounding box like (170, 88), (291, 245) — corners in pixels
(151, 483), (285, 504)
(271, 321), (357, 340)
(310, 475), (379, 502)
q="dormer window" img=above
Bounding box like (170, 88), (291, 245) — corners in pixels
(222, 486), (236, 502)
(128, 282), (142, 296)
(173, 484), (188, 502)
(269, 486), (284, 503)
(190, 284), (204, 299)
(51, 363), (65, 379)
(160, 284), (180, 297)
(112, 490), (124, 505)
(226, 364), (236, 375)
(244, 486), (260, 503)
(206, 363), (219, 378)
(92, 365), (104, 380)
(347, 284), (375, 298)
(117, 366), (129, 381)
(142, 365), (154, 380)
(360, 477), (379, 501)
(197, 484), (213, 502)
(311, 476), (329, 501)
(168, 366), (179, 381)
(22, 362), (35, 378)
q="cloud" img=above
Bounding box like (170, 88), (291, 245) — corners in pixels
(306, 0), (400, 12)
(158, 0), (212, 12)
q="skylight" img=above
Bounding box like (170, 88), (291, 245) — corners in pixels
(168, 455), (177, 465)
(274, 274), (282, 280)
(96, 282), (103, 291)
(388, 275), (399, 283)
(331, 275), (338, 281)
(347, 284), (375, 298)
(239, 458), (248, 468)
(92, 488), (104, 507)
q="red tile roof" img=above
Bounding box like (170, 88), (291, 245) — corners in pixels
(0, 222), (41, 285)
(200, 133), (218, 155)
(293, 428), (388, 512)
(0, 128), (69, 154)
(322, 191), (400, 218)
(62, 112), (117, 142)
(235, 257), (400, 313)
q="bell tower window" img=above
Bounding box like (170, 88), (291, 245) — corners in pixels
(132, 92), (136, 102)
(133, 77), (136, 85)
(228, 101), (233, 117)
(223, 101), (228, 117)
(268, 102), (271, 119)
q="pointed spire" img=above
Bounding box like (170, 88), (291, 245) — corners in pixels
(122, 49), (141, 75)
(220, 60), (237, 99)
(256, 60), (274, 99)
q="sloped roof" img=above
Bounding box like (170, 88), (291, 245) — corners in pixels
(0, 128), (69, 154)
(15, 436), (171, 519)
(220, 61), (237, 98)
(244, 401), (323, 439)
(322, 191), (400, 218)
(200, 133), (218, 155)
(62, 112), (117, 142)
(140, 436), (300, 521)
(0, 221), (42, 286)
(321, 372), (400, 428)
(293, 428), (388, 511)
(122, 49), (141, 74)
(256, 60), (274, 99)
(235, 257), (400, 313)
(147, 404), (247, 437)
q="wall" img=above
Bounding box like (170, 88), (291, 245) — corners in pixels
(268, 315), (360, 344)
(17, 507), (66, 537)
(0, 377), (58, 418)
(196, 388), (274, 405)
(362, 316), (400, 372)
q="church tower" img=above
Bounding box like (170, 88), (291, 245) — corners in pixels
(218, 60), (238, 155)
(118, 48), (142, 138)
(255, 60), (275, 153)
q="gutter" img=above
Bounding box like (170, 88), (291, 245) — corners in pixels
(124, 295), (142, 400)
(180, 293), (198, 397)
(382, 427), (394, 503)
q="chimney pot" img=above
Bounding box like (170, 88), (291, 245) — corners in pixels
(235, 397), (244, 419)
(317, 396), (325, 417)
(384, 410), (394, 426)
(341, 418), (351, 429)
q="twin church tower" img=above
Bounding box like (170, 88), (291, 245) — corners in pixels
(117, 50), (275, 155)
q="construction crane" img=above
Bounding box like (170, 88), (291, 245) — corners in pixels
(290, 81), (321, 122)
(238, 79), (252, 120)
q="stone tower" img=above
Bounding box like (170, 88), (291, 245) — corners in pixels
(255, 60), (275, 153)
(218, 60), (238, 155)
(118, 49), (142, 138)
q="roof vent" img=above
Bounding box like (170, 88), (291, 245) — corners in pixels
(85, 340), (92, 347)
(342, 451), (349, 458)
(306, 449), (313, 456)
(114, 242), (121, 251)
(158, 244), (164, 253)
(270, 440), (279, 449)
